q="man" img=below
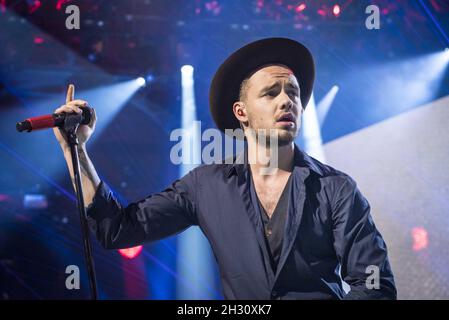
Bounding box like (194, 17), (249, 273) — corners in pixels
(54, 38), (396, 299)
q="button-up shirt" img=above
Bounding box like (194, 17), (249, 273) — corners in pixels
(86, 144), (396, 300)
(250, 171), (292, 274)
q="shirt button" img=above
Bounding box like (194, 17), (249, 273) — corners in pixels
(266, 228), (272, 236)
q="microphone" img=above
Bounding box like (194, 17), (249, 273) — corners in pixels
(16, 107), (93, 132)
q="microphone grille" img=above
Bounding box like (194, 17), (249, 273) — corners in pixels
(16, 121), (31, 132)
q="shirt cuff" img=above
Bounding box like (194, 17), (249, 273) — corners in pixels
(85, 180), (114, 221)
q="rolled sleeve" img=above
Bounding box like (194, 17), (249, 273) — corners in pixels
(331, 177), (397, 300)
(86, 170), (198, 250)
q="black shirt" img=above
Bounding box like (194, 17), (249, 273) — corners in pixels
(87, 144), (397, 299)
(254, 174), (293, 273)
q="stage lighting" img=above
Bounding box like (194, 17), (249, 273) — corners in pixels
(295, 3), (306, 13)
(33, 36), (44, 44)
(301, 93), (326, 163)
(444, 47), (449, 56)
(411, 227), (429, 252)
(118, 245), (143, 259)
(181, 65), (194, 87)
(146, 74), (154, 82)
(136, 77), (146, 87)
(357, 50), (449, 115)
(317, 85), (339, 125)
(23, 194), (48, 210)
(177, 63), (216, 299)
(181, 65), (194, 75)
(333, 4), (341, 16)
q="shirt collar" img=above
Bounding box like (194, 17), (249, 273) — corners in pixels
(226, 143), (324, 178)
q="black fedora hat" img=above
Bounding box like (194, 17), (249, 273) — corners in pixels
(209, 37), (315, 133)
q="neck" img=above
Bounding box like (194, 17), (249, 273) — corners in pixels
(246, 135), (295, 177)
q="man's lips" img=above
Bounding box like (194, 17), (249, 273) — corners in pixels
(276, 113), (296, 125)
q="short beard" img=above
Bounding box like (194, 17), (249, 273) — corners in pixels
(255, 128), (298, 148)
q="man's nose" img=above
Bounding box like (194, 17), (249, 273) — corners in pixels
(278, 91), (294, 111)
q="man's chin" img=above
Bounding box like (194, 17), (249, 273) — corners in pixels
(278, 123), (298, 137)
(277, 131), (296, 146)
(254, 128), (297, 147)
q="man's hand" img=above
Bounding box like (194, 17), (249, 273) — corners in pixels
(53, 84), (97, 150)
(53, 84), (101, 207)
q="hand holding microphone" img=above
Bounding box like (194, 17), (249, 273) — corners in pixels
(53, 84), (96, 150)
(16, 85), (101, 298)
(16, 84), (97, 151)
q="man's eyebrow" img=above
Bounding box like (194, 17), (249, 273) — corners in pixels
(259, 81), (299, 92)
(285, 82), (300, 91)
(260, 80), (299, 92)
(260, 82), (279, 92)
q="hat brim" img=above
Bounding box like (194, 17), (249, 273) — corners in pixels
(209, 37), (315, 133)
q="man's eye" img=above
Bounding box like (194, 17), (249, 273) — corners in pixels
(264, 92), (275, 97)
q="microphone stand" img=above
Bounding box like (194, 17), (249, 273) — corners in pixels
(63, 114), (98, 300)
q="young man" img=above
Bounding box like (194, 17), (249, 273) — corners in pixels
(54, 38), (396, 299)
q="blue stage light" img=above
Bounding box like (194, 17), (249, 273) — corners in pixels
(136, 77), (146, 87)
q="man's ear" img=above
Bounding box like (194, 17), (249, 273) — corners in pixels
(232, 101), (248, 123)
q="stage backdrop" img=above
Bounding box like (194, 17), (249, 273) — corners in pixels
(323, 95), (449, 299)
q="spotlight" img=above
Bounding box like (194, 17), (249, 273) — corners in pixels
(442, 48), (449, 60)
(295, 3), (306, 13)
(33, 36), (44, 44)
(181, 65), (194, 75)
(146, 74), (154, 82)
(333, 4), (341, 16)
(23, 194), (48, 210)
(411, 227), (429, 252)
(136, 77), (146, 87)
(181, 65), (194, 87)
(316, 85), (339, 125)
(118, 245), (143, 259)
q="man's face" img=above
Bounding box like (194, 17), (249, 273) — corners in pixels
(240, 64), (303, 146)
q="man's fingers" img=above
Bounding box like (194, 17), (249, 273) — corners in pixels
(88, 108), (97, 128)
(54, 104), (83, 114)
(66, 84), (74, 104)
(66, 100), (87, 106)
(55, 100), (87, 113)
